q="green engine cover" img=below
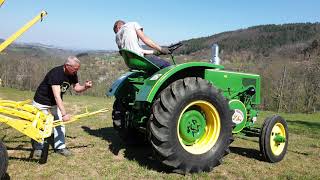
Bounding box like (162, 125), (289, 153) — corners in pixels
(204, 69), (261, 104)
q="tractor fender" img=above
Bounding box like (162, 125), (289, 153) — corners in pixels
(106, 71), (138, 96)
(136, 62), (223, 102)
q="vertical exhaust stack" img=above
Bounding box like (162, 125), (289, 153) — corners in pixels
(210, 44), (221, 65)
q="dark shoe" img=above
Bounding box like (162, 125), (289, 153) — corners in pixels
(56, 148), (72, 157)
(33, 149), (42, 158)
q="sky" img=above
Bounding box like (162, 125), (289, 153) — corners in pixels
(0, 0), (319, 50)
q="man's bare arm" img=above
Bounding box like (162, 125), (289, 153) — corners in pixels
(52, 85), (70, 121)
(73, 81), (92, 93)
(136, 29), (162, 54)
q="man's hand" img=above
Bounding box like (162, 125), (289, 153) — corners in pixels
(159, 47), (171, 55)
(62, 114), (71, 122)
(153, 47), (171, 56)
(85, 80), (92, 89)
(153, 50), (161, 56)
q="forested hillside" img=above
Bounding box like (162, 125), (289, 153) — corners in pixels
(0, 23), (319, 113)
(176, 23), (320, 113)
(178, 23), (320, 56)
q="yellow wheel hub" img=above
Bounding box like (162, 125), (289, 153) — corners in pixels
(177, 100), (221, 155)
(270, 123), (286, 156)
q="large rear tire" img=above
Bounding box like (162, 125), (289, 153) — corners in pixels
(0, 140), (8, 178)
(150, 77), (233, 173)
(259, 115), (288, 162)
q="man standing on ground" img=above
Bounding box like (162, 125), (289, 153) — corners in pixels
(32, 56), (92, 157)
(113, 20), (171, 68)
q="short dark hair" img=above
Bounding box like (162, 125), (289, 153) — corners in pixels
(113, 20), (125, 33)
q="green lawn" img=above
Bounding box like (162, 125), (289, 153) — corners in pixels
(0, 87), (319, 179)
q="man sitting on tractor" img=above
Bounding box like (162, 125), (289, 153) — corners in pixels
(113, 20), (171, 68)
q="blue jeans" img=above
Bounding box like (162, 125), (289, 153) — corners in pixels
(145, 55), (171, 69)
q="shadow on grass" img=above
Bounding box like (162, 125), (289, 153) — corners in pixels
(1, 173), (11, 180)
(1, 134), (29, 143)
(0, 126), (12, 131)
(6, 144), (46, 163)
(6, 145), (32, 152)
(81, 126), (171, 173)
(8, 156), (39, 163)
(230, 146), (264, 161)
(4, 136), (94, 164)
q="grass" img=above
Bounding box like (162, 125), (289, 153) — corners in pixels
(0, 87), (319, 179)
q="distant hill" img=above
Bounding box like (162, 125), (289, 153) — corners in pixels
(0, 40), (113, 59)
(177, 22), (320, 62)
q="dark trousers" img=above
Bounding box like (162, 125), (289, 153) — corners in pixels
(145, 55), (171, 69)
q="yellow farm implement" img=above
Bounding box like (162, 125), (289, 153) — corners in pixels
(0, 98), (108, 171)
(0, 1), (108, 177)
(0, 99), (53, 143)
(0, 99), (108, 143)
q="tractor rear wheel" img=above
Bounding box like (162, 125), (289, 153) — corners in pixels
(259, 115), (288, 162)
(0, 140), (8, 178)
(149, 77), (233, 173)
(112, 99), (145, 144)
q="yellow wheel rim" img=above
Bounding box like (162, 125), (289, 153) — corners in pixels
(270, 123), (286, 156)
(177, 100), (221, 155)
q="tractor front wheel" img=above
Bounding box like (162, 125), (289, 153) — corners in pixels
(0, 140), (8, 178)
(259, 115), (288, 162)
(150, 77), (233, 173)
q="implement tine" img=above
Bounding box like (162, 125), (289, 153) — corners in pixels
(52, 108), (108, 127)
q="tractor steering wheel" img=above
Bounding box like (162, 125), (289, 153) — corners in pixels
(168, 42), (183, 53)
(166, 42), (183, 65)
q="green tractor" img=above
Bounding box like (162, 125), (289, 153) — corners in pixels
(107, 43), (288, 173)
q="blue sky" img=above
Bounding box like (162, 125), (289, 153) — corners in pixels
(0, 0), (319, 50)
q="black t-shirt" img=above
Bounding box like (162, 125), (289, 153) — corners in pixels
(34, 65), (78, 106)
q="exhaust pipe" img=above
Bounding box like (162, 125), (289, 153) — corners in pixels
(210, 44), (220, 65)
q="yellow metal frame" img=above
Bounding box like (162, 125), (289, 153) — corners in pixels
(0, 0), (5, 7)
(0, 99), (108, 143)
(0, 10), (48, 52)
(177, 100), (221, 155)
(270, 122), (286, 156)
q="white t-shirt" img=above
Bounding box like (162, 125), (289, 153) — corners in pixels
(116, 22), (145, 56)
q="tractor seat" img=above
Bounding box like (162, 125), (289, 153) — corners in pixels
(119, 49), (160, 72)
